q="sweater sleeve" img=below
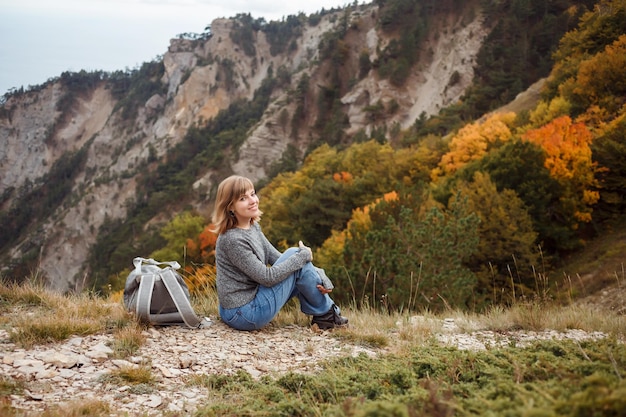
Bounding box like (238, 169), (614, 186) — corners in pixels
(220, 226), (309, 287)
(261, 230), (282, 266)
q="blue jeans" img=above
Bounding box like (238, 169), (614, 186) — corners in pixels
(219, 247), (336, 331)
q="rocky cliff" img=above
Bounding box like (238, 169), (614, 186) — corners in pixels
(0, 2), (490, 291)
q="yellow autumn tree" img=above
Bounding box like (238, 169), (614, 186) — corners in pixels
(572, 34), (626, 122)
(432, 112), (516, 180)
(523, 116), (599, 224)
(526, 96), (572, 130)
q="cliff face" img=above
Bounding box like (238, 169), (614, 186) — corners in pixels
(0, 3), (489, 291)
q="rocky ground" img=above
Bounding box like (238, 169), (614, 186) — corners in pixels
(1, 314), (610, 416)
(1, 319), (379, 416)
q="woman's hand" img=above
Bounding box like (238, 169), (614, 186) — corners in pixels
(298, 240), (313, 261)
(316, 284), (332, 294)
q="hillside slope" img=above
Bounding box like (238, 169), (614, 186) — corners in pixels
(0, 2), (489, 291)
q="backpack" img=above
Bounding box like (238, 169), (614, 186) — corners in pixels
(123, 257), (211, 328)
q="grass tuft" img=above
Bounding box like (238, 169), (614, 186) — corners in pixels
(332, 327), (390, 348)
(38, 400), (112, 417)
(109, 321), (146, 358)
(101, 365), (155, 386)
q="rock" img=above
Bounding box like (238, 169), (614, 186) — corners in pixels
(36, 351), (78, 368)
(57, 368), (76, 379)
(243, 365), (262, 379)
(178, 354), (197, 369)
(146, 395), (163, 408)
(24, 390), (44, 401)
(66, 337), (83, 347)
(13, 359), (44, 368)
(86, 342), (113, 361)
(2, 353), (23, 365)
(156, 364), (179, 378)
(111, 359), (136, 369)
(36, 368), (57, 379)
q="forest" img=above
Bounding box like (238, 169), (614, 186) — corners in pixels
(89, 0), (625, 314)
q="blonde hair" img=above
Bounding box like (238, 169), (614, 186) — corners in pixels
(211, 175), (262, 235)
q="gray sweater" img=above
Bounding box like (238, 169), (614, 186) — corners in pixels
(215, 223), (311, 309)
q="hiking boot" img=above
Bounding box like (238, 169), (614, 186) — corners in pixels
(311, 305), (348, 330)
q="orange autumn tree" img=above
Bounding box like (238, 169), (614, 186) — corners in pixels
(186, 224), (217, 263)
(523, 115), (599, 225)
(184, 224), (217, 294)
(432, 112), (516, 180)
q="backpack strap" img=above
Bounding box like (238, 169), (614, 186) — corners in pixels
(159, 268), (204, 328)
(135, 272), (156, 324)
(133, 257), (180, 272)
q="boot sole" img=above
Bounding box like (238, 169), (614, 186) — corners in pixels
(311, 322), (349, 330)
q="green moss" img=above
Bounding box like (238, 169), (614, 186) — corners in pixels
(191, 338), (625, 417)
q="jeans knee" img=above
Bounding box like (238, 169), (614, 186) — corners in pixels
(274, 247), (300, 266)
(300, 262), (320, 284)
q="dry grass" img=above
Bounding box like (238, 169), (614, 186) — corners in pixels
(0, 281), (132, 349)
(472, 300), (625, 337)
(109, 365), (155, 385)
(9, 316), (104, 349)
(109, 321), (146, 358)
(555, 219), (626, 303)
(190, 278), (220, 318)
(38, 399), (112, 417)
(331, 308), (394, 349)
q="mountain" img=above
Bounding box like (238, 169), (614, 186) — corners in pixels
(1, 0), (619, 295)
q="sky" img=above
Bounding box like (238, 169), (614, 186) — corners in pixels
(0, 0), (350, 95)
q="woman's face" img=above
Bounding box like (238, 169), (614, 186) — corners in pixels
(231, 188), (259, 227)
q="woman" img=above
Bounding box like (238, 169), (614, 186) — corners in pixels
(211, 175), (348, 331)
